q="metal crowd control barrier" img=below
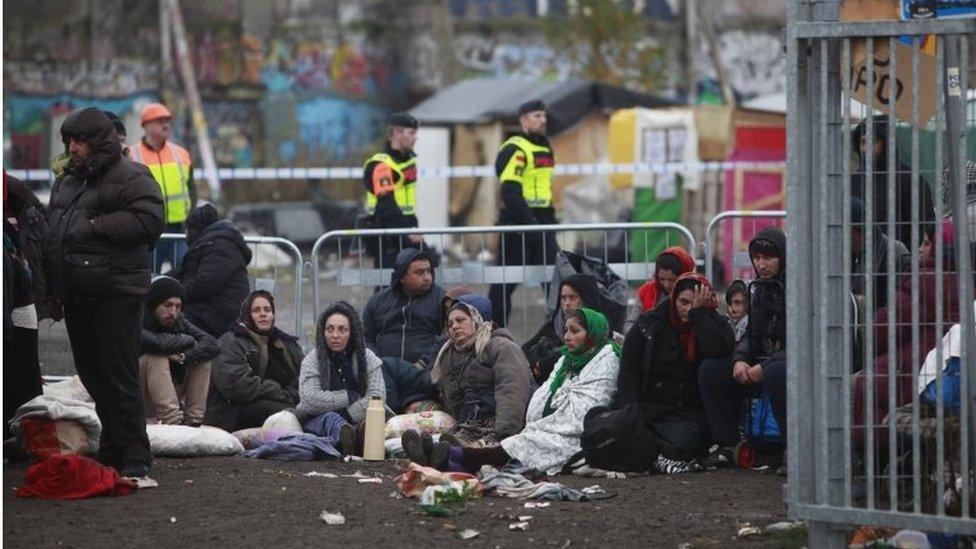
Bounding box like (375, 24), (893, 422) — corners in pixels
(38, 233), (304, 380)
(309, 222), (696, 336)
(152, 233), (305, 335)
(787, 2), (976, 544)
(703, 210), (786, 283)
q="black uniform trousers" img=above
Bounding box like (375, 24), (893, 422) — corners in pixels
(489, 207), (559, 326)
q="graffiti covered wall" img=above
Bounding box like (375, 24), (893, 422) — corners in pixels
(3, 0), (404, 171)
(693, 29), (786, 99)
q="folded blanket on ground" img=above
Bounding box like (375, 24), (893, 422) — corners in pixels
(243, 412), (346, 461)
(479, 461), (611, 501)
(232, 411), (305, 450)
(243, 434), (343, 461)
(9, 394), (101, 454)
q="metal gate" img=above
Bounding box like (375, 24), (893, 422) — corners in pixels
(787, 1), (976, 544)
(703, 210), (786, 284)
(309, 222), (696, 342)
(39, 233), (304, 379)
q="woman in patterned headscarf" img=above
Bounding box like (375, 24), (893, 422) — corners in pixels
(411, 307), (621, 475)
(401, 294), (532, 465)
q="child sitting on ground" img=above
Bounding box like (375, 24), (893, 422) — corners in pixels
(724, 279), (749, 343)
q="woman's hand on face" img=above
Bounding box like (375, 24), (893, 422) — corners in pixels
(691, 284), (712, 309)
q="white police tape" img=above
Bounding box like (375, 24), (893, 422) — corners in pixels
(8, 161), (785, 182)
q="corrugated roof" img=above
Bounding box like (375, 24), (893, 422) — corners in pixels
(410, 78), (678, 134)
(409, 78), (582, 125)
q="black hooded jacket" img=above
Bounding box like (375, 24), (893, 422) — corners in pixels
(141, 312), (219, 368)
(852, 115), (935, 246)
(733, 227), (787, 365)
(44, 108), (164, 299)
(362, 248), (445, 363)
(167, 219), (253, 337)
(618, 299), (735, 420)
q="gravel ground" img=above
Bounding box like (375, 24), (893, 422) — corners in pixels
(3, 456), (802, 549)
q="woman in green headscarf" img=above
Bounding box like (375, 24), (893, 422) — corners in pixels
(420, 308), (621, 474)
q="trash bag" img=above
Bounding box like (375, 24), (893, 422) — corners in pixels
(547, 250), (628, 333)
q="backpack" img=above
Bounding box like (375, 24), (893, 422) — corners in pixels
(579, 320), (661, 472)
(548, 250), (629, 333)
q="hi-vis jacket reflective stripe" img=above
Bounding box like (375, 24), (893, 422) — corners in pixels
(498, 135), (554, 208)
(131, 141), (192, 224)
(364, 152), (418, 216)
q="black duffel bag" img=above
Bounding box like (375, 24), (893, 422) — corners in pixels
(580, 403), (659, 473)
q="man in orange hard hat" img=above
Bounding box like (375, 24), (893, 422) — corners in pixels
(130, 103), (196, 271)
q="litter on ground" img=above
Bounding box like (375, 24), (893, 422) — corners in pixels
(320, 511), (346, 525)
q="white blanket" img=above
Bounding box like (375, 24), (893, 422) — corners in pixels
(9, 393), (102, 453)
(917, 300), (976, 395)
(501, 344), (620, 475)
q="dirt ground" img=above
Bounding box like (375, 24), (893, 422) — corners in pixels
(3, 456), (802, 549)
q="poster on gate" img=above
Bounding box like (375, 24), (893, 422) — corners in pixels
(849, 40), (938, 125)
(840, 0), (968, 125)
(901, 0), (976, 20)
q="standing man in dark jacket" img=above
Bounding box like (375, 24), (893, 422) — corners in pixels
(697, 227), (788, 472)
(44, 107), (164, 479)
(852, 114), (934, 246)
(363, 112), (424, 270)
(140, 276), (219, 426)
(363, 248), (446, 364)
(488, 100), (560, 326)
(166, 204), (252, 337)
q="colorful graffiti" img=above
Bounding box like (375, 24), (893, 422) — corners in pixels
(3, 93), (156, 169)
(4, 60), (158, 97)
(449, 0), (539, 19)
(453, 34), (573, 80)
(693, 30), (786, 99)
(192, 29), (395, 100)
(262, 95), (386, 167)
(192, 100), (262, 168)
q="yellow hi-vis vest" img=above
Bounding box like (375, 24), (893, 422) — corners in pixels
(498, 135), (554, 208)
(131, 141), (192, 224)
(364, 152), (418, 216)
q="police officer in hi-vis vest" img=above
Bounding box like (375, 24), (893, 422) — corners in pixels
(363, 112), (423, 271)
(488, 99), (560, 326)
(130, 103), (196, 271)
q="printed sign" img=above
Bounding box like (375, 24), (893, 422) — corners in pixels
(901, 0), (976, 19)
(850, 40), (938, 124)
